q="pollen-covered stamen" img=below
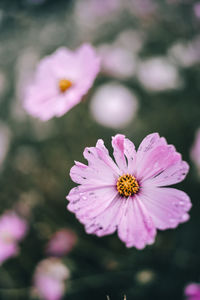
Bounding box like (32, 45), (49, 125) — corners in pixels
(59, 79), (72, 93)
(117, 174), (139, 197)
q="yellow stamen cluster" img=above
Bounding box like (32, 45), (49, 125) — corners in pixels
(117, 174), (139, 197)
(59, 79), (72, 93)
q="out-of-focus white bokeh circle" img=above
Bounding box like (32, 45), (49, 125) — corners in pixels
(90, 82), (138, 129)
(136, 57), (182, 92)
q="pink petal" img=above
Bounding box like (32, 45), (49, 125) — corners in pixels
(46, 229), (77, 257)
(75, 44), (101, 85)
(35, 275), (64, 300)
(140, 187), (192, 230)
(95, 139), (120, 174)
(136, 133), (162, 166)
(112, 134), (136, 173)
(185, 283), (200, 297)
(112, 134), (127, 172)
(84, 193), (126, 237)
(124, 137), (137, 173)
(70, 142), (120, 186)
(82, 143), (120, 182)
(145, 160), (189, 187)
(0, 212), (27, 241)
(0, 240), (18, 264)
(67, 186), (118, 225)
(136, 133), (181, 182)
(117, 196), (156, 249)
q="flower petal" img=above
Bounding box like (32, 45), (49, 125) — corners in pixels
(112, 134), (127, 172)
(124, 138), (137, 173)
(112, 134), (136, 173)
(117, 196), (156, 249)
(145, 160), (189, 187)
(84, 194), (124, 237)
(67, 186), (125, 237)
(81, 142), (119, 184)
(112, 134), (137, 174)
(140, 187), (192, 230)
(136, 133), (181, 182)
(67, 185), (118, 221)
(0, 241), (18, 264)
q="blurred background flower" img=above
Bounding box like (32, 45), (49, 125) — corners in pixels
(32, 258), (70, 300)
(46, 229), (77, 257)
(0, 211), (28, 264)
(136, 57), (182, 92)
(90, 82), (138, 129)
(184, 283), (200, 300)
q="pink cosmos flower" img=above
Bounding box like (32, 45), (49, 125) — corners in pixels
(0, 211), (27, 264)
(23, 44), (100, 121)
(190, 129), (200, 176)
(185, 283), (200, 300)
(66, 133), (191, 249)
(46, 229), (77, 257)
(33, 258), (70, 300)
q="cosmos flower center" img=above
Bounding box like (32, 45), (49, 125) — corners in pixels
(59, 79), (72, 93)
(117, 174), (139, 197)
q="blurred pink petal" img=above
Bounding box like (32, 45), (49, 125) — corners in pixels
(46, 229), (77, 257)
(24, 44), (100, 121)
(0, 211), (28, 264)
(0, 240), (19, 264)
(0, 211), (27, 240)
(185, 283), (200, 300)
(66, 133), (191, 249)
(33, 258), (70, 300)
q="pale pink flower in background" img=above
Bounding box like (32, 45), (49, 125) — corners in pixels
(0, 211), (27, 264)
(33, 258), (70, 300)
(190, 129), (200, 176)
(126, 0), (158, 18)
(90, 83), (138, 129)
(184, 283), (200, 300)
(46, 229), (77, 257)
(98, 44), (136, 79)
(136, 57), (182, 92)
(168, 36), (200, 68)
(66, 133), (191, 249)
(115, 29), (146, 54)
(23, 44), (100, 121)
(193, 2), (200, 19)
(74, 0), (122, 31)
